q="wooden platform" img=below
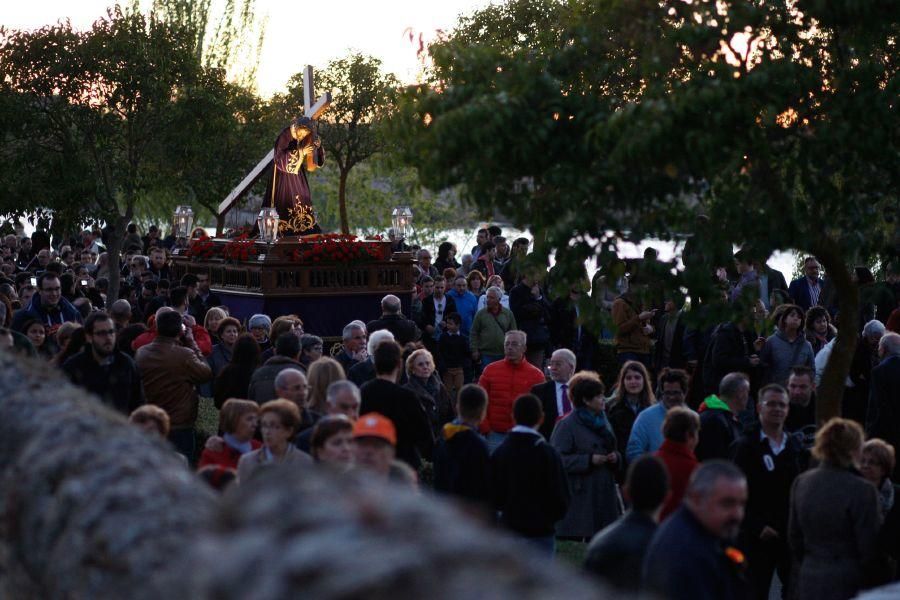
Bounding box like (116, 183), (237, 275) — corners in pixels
(171, 237), (416, 338)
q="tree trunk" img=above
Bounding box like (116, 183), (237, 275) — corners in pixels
(215, 212), (226, 237)
(105, 213), (132, 304)
(338, 169), (350, 234)
(813, 242), (859, 425)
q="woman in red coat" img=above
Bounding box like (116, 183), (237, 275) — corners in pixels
(198, 399), (261, 471)
(654, 406), (700, 520)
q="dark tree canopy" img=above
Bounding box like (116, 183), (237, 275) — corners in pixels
(393, 0), (900, 418)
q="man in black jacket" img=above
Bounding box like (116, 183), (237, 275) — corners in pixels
(584, 455), (670, 591)
(433, 384), (491, 511)
(417, 277), (456, 356)
(360, 340), (433, 469)
(696, 372), (748, 461)
(731, 384), (807, 600)
(530, 348), (576, 440)
(491, 393), (569, 556)
(62, 311), (144, 415)
(366, 294), (420, 346)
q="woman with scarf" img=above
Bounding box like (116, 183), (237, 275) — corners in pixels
(551, 371), (622, 541)
(403, 349), (454, 438)
(198, 399), (261, 471)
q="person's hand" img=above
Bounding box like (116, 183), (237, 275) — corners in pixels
(182, 314), (196, 328)
(716, 267), (728, 281)
(204, 436), (224, 452)
(754, 336), (766, 350)
(760, 526), (780, 541)
(591, 454), (607, 466)
(643, 324), (654, 335)
(639, 310), (656, 320)
(606, 452), (618, 464)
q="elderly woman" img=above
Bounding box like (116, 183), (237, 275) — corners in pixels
(198, 399), (261, 471)
(403, 348), (454, 438)
(309, 415), (355, 471)
(203, 307), (228, 346)
(237, 399), (312, 483)
(789, 418), (881, 600)
(550, 371), (622, 541)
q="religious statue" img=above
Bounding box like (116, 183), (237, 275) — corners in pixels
(265, 116), (325, 236)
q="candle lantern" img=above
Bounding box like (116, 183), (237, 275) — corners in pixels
(173, 205), (195, 239)
(391, 205), (413, 240)
(257, 207), (280, 243)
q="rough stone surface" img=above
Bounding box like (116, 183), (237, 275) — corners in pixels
(0, 351), (604, 599)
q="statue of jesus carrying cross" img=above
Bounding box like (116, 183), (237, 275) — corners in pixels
(264, 66), (332, 236)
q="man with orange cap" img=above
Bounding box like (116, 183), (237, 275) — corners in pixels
(352, 413), (397, 478)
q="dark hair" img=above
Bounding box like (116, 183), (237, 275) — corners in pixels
(83, 311), (112, 335)
(788, 365), (815, 381)
(45, 262), (63, 275)
(169, 286), (189, 308)
(156, 311), (184, 338)
(197, 465), (237, 491)
(658, 368), (690, 393)
(437, 241), (455, 261)
(219, 398), (260, 434)
(613, 360), (655, 407)
(374, 340), (403, 375)
(180, 273), (199, 287)
(758, 383), (788, 402)
(310, 415), (354, 460)
(445, 312), (461, 325)
(481, 241), (496, 252)
(157, 279), (171, 290)
(457, 384), (488, 421)
(777, 303), (805, 331)
(117, 323), (147, 356)
(662, 406), (700, 443)
(217, 317), (242, 335)
(275, 332), (301, 358)
(568, 372), (605, 408)
(231, 333), (262, 368)
(37, 272), (59, 290)
(626, 455), (670, 512)
(487, 225), (502, 237)
(512, 393), (543, 428)
(805, 305), (830, 331)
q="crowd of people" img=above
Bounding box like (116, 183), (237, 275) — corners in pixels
(2, 219), (900, 599)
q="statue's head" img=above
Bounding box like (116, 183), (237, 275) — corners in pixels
(290, 117), (314, 141)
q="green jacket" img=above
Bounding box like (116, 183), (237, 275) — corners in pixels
(470, 307), (517, 356)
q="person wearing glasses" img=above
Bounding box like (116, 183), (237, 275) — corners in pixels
(11, 272), (83, 333)
(237, 399), (312, 484)
(732, 384), (808, 600)
(62, 311), (144, 415)
(696, 372), (750, 461)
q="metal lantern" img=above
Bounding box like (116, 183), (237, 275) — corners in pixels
(391, 205), (413, 240)
(173, 205), (195, 239)
(257, 207), (280, 243)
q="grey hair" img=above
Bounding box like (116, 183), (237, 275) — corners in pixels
(326, 380), (360, 406)
(274, 368), (306, 392)
(368, 329), (395, 356)
(719, 372), (750, 399)
(880, 332), (900, 357)
(551, 348), (576, 369)
(863, 319), (886, 339)
(687, 460), (746, 499)
(381, 294), (401, 314)
(505, 329), (527, 343)
(342, 322), (365, 341)
(485, 286), (503, 299)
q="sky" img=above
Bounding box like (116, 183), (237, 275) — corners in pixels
(0, 0), (493, 96)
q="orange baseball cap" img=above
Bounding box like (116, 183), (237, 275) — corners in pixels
(353, 413), (397, 446)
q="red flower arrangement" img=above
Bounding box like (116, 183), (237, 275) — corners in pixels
(292, 234), (385, 265)
(185, 234), (219, 260)
(222, 233), (258, 262)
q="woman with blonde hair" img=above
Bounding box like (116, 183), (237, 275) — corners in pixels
(203, 307), (228, 345)
(403, 348), (454, 437)
(306, 357), (346, 413)
(788, 418), (881, 600)
(606, 360), (655, 461)
(198, 399), (260, 471)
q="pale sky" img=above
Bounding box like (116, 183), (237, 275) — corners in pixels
(0, 0), (493, 96)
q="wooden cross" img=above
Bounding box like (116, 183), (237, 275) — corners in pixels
(216, 65), (332, 228)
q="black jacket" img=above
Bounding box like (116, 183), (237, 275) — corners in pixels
(731, 426), (808, 541)
(703, 322), (760, 395)
(644, 506), (748, 600)
(437, 332), (469, 370)
(491, 431), (570, 537)
(417, 294), (457, 341)
(62, 348), (144, 415)
(432, 424), (491, 508)
(366, 313), (420, 346)
(360, 378), (434, 469)
(347, 358), (376, 388)
(584, 510), (658, 591)
(867, 355), (900, 478)
(696, 404), (744, 462)
(508, 283), (552, 349)
(530, 380), (560, 441)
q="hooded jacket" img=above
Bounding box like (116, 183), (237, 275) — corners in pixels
(433, 421), (491, 507)
(696, 395), (743, 461)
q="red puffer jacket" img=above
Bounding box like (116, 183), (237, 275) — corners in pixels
(478, 358), (546, 433)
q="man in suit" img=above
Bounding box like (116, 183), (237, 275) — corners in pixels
(366, 294), (420, 346)
(787, 256), (824, 311)
(531, 348), (576, 440)
(866, 332), (900, 478)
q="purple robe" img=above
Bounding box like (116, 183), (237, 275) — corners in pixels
(264, 126), (325, 236)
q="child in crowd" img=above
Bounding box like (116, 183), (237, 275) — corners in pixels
(438, 312), (468, 402)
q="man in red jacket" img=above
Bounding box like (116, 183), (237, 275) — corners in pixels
(478, 330), (546, 453)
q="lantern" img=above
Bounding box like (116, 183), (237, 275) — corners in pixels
(173, 205), (194, 239)
(257, 207), (280, 243)
(391, 205), (413, 240)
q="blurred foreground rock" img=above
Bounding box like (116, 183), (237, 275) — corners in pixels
(0, 351), (601, 599)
